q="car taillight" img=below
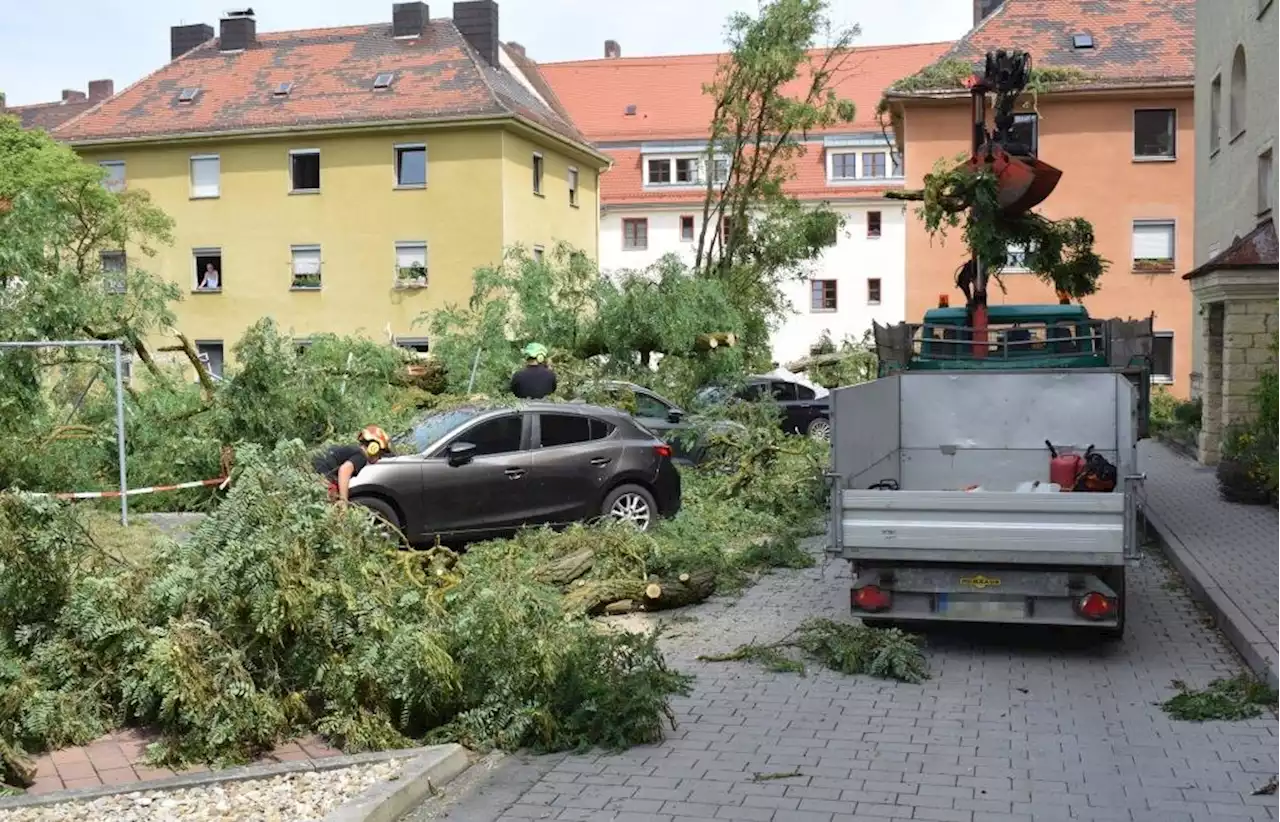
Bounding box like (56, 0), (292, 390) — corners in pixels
(1075, 591), (1116, 620)
(653, 443), (672, 459)
(851, 585), (891, 612)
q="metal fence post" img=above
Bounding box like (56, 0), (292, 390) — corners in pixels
(113, 342), (129, 526)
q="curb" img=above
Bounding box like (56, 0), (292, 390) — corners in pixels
(324, 744), (470, 822)
(1143, 509), (1280, 692)
(0, 746), (449, 813)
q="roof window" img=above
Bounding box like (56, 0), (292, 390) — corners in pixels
(178, 87), (202, 103)
(373, 72), (395, 89)
(272, 82), (293, 97)
(1072, 33), (1095, 49)
(624, 104), (637, 116)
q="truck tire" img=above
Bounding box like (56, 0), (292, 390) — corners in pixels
(1098, 569), (1126, 641)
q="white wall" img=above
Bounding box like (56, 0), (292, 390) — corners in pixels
(599, 202), (907, 364)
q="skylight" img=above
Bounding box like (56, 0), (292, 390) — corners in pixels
(178, 87), (201, 103)
(624, 104), (637, 116)
(272, 82), (293, 97)
(1072, 33), (1095, 49)
(373, 72), (395, 89)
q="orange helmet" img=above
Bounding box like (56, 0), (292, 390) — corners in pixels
(357, 425), (391, 457)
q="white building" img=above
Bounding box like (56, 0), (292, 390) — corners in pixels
(540, 42), (952, 363)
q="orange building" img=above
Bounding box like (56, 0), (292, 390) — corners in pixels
(881, 0), (1196, 395)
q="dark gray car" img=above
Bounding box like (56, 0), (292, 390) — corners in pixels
(584, 380), (746, 465)
(348, 402), (682, 546)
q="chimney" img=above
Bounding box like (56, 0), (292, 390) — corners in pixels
(62, 89), (88, 102)
(88, 79), (114, 102)
(392, 2), (429, 38)
(453, 0), (499, 66)
(171, 22), (215, 60)
(973, 0), (1004, 25)
(220, 9), (257, 52)
(604, 39), (621, 59)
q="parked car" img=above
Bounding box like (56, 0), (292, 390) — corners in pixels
(579, 380), (746, 465)
(695, 374), (831, 440)
(348, 401), (681, 546)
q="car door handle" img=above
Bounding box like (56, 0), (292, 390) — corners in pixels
(504, 467), (526, 479)
(589, 457), (612, 467)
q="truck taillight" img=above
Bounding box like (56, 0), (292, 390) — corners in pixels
(852, 585), (891, 613)
(653, 444), (672, 459)
(1075, 591), (1115, 620)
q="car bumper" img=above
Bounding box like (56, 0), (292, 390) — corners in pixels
(654, 459), (682, 517)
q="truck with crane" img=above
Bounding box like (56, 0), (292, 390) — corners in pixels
(826, 50), (1152, 638)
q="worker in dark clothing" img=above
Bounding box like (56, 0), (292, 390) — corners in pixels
(312, 425), (391, 503)
(510, 342), (557, 399)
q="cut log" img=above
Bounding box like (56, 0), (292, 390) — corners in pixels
(565, 570), (718, 615)
(695, 332), (738, 352)
(563, 579), (648, 615)
(534, 548), (595, 586)
(640, 569), (716, 612)
(604, 599), (635, 615)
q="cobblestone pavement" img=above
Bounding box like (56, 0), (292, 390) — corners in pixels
(1139, 441), (1279, 685)
(426, 540), (1279, 822)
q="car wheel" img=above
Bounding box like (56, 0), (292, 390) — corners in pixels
(602, 484), (657, 532)
(353, 497), (406, 545)
(806, 416), (832, 442)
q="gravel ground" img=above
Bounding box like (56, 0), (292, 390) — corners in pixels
(0, 760), (403, 822)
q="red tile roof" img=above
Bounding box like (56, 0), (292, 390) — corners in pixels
(54, 20), (591, 153)
(539, 41), (953, 143)
(8, 99), (98, 132)
(891, 0), (1195, 97)
(1183, 219), (1279, 280)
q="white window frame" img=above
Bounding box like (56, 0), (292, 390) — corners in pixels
(810, 279), (837, 312)
(1258, 146), (1274, 216)
(1151, 331), (1175, 384)
(711, 155), (731, 186)
(194, 340), (224, 380)
(1133, 109), (1177, 161)
(290, 244), (323, 290)
(101, 250), (126, 294)
(867, 210), (882, 239)
(189, 155), (221, 199)
(532, 245), (546, 264)
(825, 147), (905, 184)
(867, 277), (882, 306)
(532, 152), (544, 195)
(828, 151), (859, 181)
(193, 247), (223, 292)
(99, 160), (126, 192)
(861, 151), (889, 180)
(394, 241), (428, 289)
(1004, 243), (1031, 272)
(679, 214), (696, 242)
(1131, 219), (1176, 271)
(393, 143), (427, 189)
(568, 166), (579, 207)
(1209, 74), (1223, 156)
(288, 149), (321, 193)
(643, 154), (705, 188)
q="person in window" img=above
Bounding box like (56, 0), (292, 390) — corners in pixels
(510, 342), (557, 399)
(199, 262), (221, 290)
(312, 425), (391, 503)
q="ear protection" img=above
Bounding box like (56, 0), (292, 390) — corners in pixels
(363, 440), (381, 457)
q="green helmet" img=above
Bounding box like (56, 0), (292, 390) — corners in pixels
(522, 342), (548, 362)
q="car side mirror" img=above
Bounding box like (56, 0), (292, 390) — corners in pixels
(447, 441), (477, 466)
(667, 409), (685, 423)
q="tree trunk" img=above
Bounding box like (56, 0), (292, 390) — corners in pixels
(641, 569), (717, 611)
(534, 548), (595, 586)
(563, 569), (717, 615)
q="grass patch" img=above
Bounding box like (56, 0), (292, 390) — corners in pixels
(83, 509), (167, 564)
(1161, 674), (1278, 721)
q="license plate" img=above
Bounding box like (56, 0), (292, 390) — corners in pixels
(936, 595), (1028, 620)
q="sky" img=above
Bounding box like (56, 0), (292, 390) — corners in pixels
(0, 0), (973, 107)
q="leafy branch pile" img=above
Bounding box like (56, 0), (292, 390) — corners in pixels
(1160, 674), (1277, 722)
(698, 618), (929, 683)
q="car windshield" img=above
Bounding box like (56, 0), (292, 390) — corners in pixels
(395, 408), (480, 453)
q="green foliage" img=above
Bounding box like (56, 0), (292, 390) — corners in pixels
(699, 618), (929, 683)
(877, 58), (1094, 119)
(1149, 388), (1201, 449)
(1161, 674), (1277, 722)
(803, 330), (879, 388)
(1219, 332), (1278, 505)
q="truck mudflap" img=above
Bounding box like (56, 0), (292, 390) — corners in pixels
(850, 565), (1124, 631)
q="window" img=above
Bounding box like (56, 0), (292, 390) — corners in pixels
(99, 161), (125, 192)
(1210, 75), (1222, 154)
(1151, 332), (1174, 384)
(1071, 33), (1094, 49)
(291, 245), (322, 289)
(769, 381), (799, 402)
(1005, 243), (1030, 271)
(646, 158), (671, 185)
(273, 82), (293, 98)
(1134, 109), (1176, 159)
(1131, 221), (1175, 272)
(632, 392), (669, 420)
(532, 245), (545, 264)
(811, 279), (837, 311)
(568, 167), (579, 206)
(796, 383), (816, 401)
(395, 144), (426, 187)
(712, 156), (731, 185)
(397, 337), (430, 354)
(1259, 149), (1274, 216)
(101, 250), (126, 294)
(862, 152), (887, 179)
(190, 155), (220, 198)
(373, 72), (395, 89)
(867, 277), (882, 305)
(195, 341), (224, 379)
(395, 241), (427, 288)
(295, 338), (314, 354)
(178, 87), (201, 103)
(867, 211), (882, 238)
(539, 413), (593, 447)
(675, 157), (699, 184)
(290, 150), (320, 192)
(679, 215), (695, 241)
(891, 152), (903, 176)
(457, 414), (523, 456)
(1230, 46), (1247, 138)
(532, 153), (544, 195)
(831, 152), (857, 180)
(1010, 113), (1038, 155)
(622, 218), (648, 250)
(194, 248), (222, 291)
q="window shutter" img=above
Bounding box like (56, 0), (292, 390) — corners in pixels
(292, 248), (321, 274)
(1132, 223), (1173, 259)
(191, 157), (220, 197)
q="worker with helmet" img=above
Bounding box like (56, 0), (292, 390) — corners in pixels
(312, 425), (391, 503)
(510, 342), (557, 399)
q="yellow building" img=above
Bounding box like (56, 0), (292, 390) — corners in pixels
(54, 2), (608, 374)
